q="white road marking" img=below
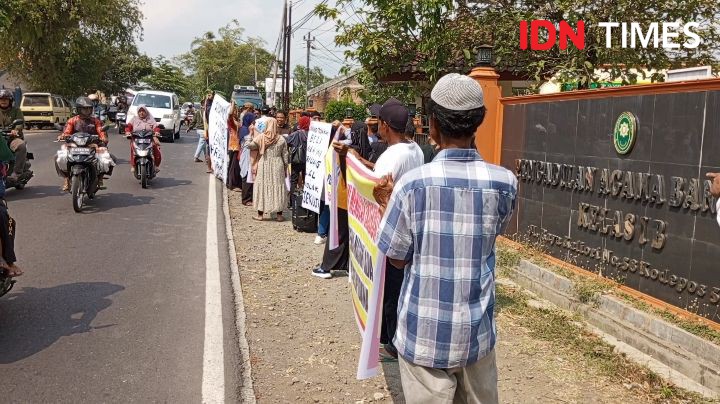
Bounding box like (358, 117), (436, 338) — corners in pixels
(202, 177), (225, 403)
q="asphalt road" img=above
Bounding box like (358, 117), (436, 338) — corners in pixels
(0, 128), (242, 403)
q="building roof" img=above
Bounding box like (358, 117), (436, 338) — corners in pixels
(307, 70), (361, 97)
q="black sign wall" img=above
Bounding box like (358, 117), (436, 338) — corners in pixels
(501, 87), (720, 323)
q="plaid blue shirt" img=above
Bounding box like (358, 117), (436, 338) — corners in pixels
(377, 148), (517, 368)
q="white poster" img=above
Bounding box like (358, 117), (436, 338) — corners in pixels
(302, 121), (333, 213)
(208, 95), (231, 183)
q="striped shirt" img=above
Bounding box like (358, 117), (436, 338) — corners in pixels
(377, 148), (517, 368)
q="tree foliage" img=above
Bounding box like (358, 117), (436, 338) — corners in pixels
(354, 69), (420, 107)
(178, 20), (275, 99)
(0, 0), (145, 96)
(324, 100), (367, 123)
(291, 65), (328, 109)
(317, 0), (720, 87)
(142, 57), (190, 99)
(481, 0), (720, 86)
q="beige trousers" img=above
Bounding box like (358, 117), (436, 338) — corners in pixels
(398, 349), (499, 404)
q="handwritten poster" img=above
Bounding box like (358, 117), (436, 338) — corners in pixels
(208, 95), (231, 183)
(302, 121), (332, 213)
(346, 153), (386, 379)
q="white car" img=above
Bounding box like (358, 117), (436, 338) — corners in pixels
(127, 90), (182, 142)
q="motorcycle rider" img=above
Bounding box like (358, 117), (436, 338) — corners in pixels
(57, 97), (109, 192)
(0, 89), (29, 182)
(125, 105), (162, 173)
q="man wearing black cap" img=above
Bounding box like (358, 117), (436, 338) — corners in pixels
(329, 98), (424, 361)
(372, 98), (424, 179)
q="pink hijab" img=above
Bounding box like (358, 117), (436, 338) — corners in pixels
(130, 105), (157, 132)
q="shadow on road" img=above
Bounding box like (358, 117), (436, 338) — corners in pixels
(5, 185), (64, 201)
(0, 282), (124, 364)
(150, 177), (192, 189)
(81, 192), (154, 213)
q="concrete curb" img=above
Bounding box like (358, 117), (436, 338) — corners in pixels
(223, 188), (256, 403)
(507, 260), (720, 398)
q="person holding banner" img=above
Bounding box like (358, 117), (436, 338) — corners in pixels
(239, 113), (256, 206)
(334, 98), (424, 360)
(376, 73), (517, 403)
(226, 102), (242, 192)
(246, 118), (289, 221)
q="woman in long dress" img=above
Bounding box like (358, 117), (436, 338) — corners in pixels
(246, 118), (289, 221)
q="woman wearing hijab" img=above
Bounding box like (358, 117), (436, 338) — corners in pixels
(226, 102), (242, 191)
(125, 105), (162, 172)
(239, 113), (256, 205)
(246, 117), (289, 221)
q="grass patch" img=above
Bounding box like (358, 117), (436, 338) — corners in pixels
(496, 284), (712, 403)
(497, 241), (720, 347)
(616, 292), (720, 346)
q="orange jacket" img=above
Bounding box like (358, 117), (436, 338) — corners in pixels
(63, 116), (107, 142)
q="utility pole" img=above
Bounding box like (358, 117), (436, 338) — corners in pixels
(283, 1), (292, 112)
(304, 32), (315, 109)
(272, 0), (287, 107)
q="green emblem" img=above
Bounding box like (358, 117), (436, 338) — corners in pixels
(613, 112), (637, 155)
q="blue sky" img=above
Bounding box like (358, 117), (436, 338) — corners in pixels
(138, 0), (358, 78)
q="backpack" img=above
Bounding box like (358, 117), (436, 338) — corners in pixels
(289, 131), (307, 165)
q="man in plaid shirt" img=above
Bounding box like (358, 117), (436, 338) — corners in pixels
(376, 73), (517, 403)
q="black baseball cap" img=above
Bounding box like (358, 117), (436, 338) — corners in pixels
(379, 98), (409, 132)
(368, 103), (382, 117)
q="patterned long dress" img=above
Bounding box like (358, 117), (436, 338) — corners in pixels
(249, 137), (289, 213)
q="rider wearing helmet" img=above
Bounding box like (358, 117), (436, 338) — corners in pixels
(0, 89), (28, 181)
(58, 96), (109, 191)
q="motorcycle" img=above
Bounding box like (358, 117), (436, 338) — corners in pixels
(128, 129), (159, 188)
(0, 119), (34, 190)
(116, 111), (127, 133)
(56, 126), (114, 212)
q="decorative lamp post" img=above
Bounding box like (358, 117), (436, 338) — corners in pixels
(469, 43), (502, 164)
(343, 107), (354, 128)
(476, 44), (493, 67)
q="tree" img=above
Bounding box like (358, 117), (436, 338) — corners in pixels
(142, 57), (191, 99)
(324, 100), (367, 123)
(291, 65), (328, 109)
(101, 49), (153, 95)
(354, 69), (419, 107)
(0, 0), (145, 96)
(317, 0), (720, 88)
(179, 20), (275, 99)
(481, 0), (720, 87)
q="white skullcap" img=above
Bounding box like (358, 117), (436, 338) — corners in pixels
(430, 73), (484, 111)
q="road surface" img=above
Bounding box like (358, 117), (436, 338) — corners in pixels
(0, 128), (243, 402)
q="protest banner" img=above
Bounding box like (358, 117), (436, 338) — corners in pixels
(302, 121), (332, 213)
(345, 153), (386, 380)
(324, 127), (346, 249)
(208, 95), (231, 182)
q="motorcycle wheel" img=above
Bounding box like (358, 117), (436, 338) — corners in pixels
(140, 164), (148, 189)
(71, 175), (84, 213)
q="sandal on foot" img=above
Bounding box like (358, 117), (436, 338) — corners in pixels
(251, 216), (264, 221)
(276, 215), (285, 222)
(379, 351), (398, 363)
(7, 265), (23, 277)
